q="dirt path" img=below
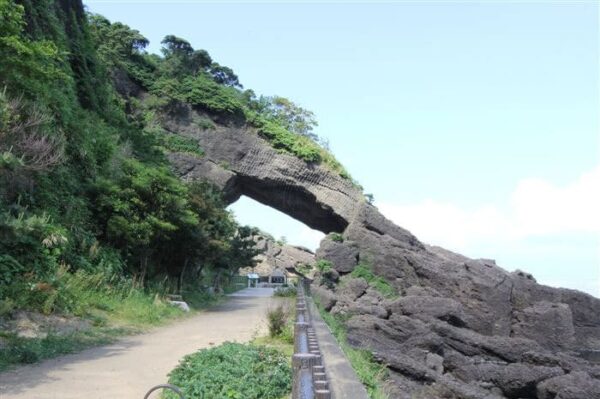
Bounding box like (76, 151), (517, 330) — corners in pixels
(0, 289), (280, 399)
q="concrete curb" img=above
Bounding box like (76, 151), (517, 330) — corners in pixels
(307, 298), (370, 399)
(292, 282), (332, 399)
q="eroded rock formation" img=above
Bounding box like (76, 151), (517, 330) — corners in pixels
(238, 234), (315, 278)
(140, 94), (600, 398)
(312, 206), (600, 398)
(161, 103), (363, 234)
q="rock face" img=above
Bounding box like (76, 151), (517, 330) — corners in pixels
(238, 234), (315, 278)
(310, 208), (600, 398)
(161, 103), (364, 233)
(139, 93), (600, 398)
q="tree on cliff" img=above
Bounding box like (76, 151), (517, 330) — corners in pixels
(161, 35), (213, 77)
(251, 95), (319, 141)
(92, 159), (198, 286)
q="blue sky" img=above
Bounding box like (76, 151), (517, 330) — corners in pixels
(86, 1), (599, 297)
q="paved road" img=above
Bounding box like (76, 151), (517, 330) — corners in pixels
(0, 289), (278, 399)
(228, 287), (276, 297)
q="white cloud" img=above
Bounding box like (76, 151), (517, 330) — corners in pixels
(379, 165), (600, 249)
(378, 200), (509, 250)
(378, 166), (600, 297)
(297, 226), (325, 251)
(509, 166), (600, 237)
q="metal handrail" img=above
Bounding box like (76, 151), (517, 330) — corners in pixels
(292, 279), (331, 399)
(143, 384), (186, 399)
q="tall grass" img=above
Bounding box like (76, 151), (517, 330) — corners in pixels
(18, 267), (185, 327)
(350, 264), (397, 299)
(0, 267), (247, 371)
(0, 268), (212, 371)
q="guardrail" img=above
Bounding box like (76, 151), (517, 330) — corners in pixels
(292, 280), (332, 399)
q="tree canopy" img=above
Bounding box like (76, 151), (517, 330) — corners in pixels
(0, 0), (261, 295)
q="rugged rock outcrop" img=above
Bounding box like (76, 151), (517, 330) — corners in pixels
(310, 207), (600, 398)
(160, 103), (364, 233)
(127, 87), (600, 398)
(238, 234), (315, 277)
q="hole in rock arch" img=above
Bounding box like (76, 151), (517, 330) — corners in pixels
(226, 174), (349, 233)
(228, 196), (325, 252)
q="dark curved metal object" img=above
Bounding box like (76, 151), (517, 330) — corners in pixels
(143, 384), (186, 399)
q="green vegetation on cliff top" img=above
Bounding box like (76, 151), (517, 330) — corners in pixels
(88, 13), (354, 181)
(0, 0), (355, 368)
(0, 0), (260, 364)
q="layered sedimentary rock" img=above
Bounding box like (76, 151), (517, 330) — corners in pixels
(313, 206), (600, 398)
(238, 234), (316, 278)
(160, 103), (364, 234)
(140, 95), (600, 398)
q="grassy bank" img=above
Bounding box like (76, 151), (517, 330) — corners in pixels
(0, 327), (126, 371)
(313, 299), (390, 399)
(0, 269), (233, 372)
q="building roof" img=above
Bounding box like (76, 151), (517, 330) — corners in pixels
(271, 268), (286, 277)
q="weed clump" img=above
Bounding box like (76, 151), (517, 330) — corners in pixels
(274, 286), (297, 298)
(166, 342), (291, 399)
(351, 264), (397, 298)
(267, 305), (288, 337)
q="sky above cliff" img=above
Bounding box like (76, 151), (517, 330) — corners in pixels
(86, 1), (599, 297)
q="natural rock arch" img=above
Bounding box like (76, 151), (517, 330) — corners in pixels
(161, 103), (600, 398)
(164, 105), (364, 233)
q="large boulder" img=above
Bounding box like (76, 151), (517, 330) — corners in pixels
(454, 362), (563, 398)
(537, 371), (600, 399)
(315, 238), (359, 273)
(239, 234), (316, 278)
(511, 301), (576, 350)
(338, 278), (369, 301)
(388, 295), (471, 328)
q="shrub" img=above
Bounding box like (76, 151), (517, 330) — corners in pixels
(273, 286), (297, 298)
(0, 298), (14, 316)
(158, 133), (204, 157)
(0, 211), (69, 286)
(351, 264), (397, 298)
(166, 342), (291, 399)
(267, 305), (288, 337)
(279, 319), (294, 345)
(316, 259), (333, 273)
(296, 263), (313, 275)
(316, 260), (338, 289)
(193, 115), (215, 130)
(181, 75), (245, 118)
(329, 232), (344, 242)
(0, 255), (23, 295)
